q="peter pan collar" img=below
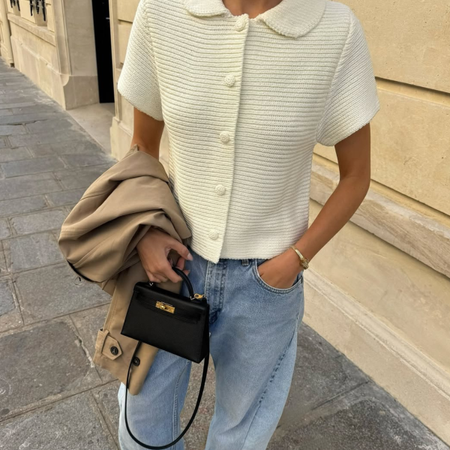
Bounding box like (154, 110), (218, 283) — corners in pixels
(183, 0), (327, 38)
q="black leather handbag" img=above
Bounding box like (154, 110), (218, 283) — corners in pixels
(121, 265), (210, 449)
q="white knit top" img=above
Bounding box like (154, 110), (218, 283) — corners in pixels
(117, 0), (381, 264)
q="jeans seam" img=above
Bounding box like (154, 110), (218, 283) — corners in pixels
(173, 358), (189, 444)
(219, 259), (227, 310)
(204, 261), (213, 306)
(238, 325), (297, 450)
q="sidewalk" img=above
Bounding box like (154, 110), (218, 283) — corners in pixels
(0, 59), (448, 450)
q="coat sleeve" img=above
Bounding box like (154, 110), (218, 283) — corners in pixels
(315, 9), (380, 147)
(57, 150), (192, 287)
(58, 206), (156, 286)
(117, 0), (163, 121)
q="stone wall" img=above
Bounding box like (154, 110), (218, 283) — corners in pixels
(1, 0), (98, 109)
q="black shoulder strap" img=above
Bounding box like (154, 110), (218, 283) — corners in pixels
(123, 331), (210, 449)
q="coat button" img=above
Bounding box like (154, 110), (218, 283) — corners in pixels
(224, 74), (236, 87)
(235, 16), (247, 31)
(110, 346), (119, 356)
(220, 131), (230, 143)
(208, 230), (219, 240)
(215, 184), (226, 196)
(133, 356), (140, 366)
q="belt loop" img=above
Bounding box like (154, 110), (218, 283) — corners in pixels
(241, 259), (250, 266)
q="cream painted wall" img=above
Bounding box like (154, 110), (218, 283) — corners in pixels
(310, 1), (450, 442)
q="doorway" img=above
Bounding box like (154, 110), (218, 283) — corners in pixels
(91, 0), (114, 103)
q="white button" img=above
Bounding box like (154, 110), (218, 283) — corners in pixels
(224, 74), (236, 87)
(235, 16), (247, 31)
(209, 230), (219, 240)
(215, 184), (226, 196)
(220, 131), (230, 143)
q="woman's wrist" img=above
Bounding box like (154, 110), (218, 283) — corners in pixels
(289, 244), (309, 270)
(281, 248), (304, 275)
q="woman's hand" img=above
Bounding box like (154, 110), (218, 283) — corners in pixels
(257, 249), (303, 289)
(136, 227), (193, 283)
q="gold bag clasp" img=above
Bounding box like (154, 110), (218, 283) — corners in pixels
(156, 301), (175, 314)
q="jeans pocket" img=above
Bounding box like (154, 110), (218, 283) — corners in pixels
(252, 258), (303, 295)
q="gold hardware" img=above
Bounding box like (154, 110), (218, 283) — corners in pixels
(156, 301), (175, 313)
(193, 293), (204, 300)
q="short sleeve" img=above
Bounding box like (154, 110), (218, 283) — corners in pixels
(117, 0), (163, 121)
(316, 9), (380, 147)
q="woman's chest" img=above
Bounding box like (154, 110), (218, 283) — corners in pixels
(152, 22), (336, 143)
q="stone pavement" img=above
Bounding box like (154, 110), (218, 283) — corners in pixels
(0, 60), (448, 450)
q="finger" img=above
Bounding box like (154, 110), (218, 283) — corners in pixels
(147, 271), (164, 283)
(175, 256), (186, 270)
(161, 259), (185, 283)
(170, 240), (193, 262)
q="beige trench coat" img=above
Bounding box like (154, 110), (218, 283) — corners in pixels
(58, 144), (192, 395)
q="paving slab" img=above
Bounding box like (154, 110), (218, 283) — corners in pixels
(10, 209), (67, 235)
(0, 172), (61, 202)
(0, 241), (6, 275)
(0, 319), (101, 418)
(61, 152), (115, 168)
(0, 124), (27, 136)
(1, 79), (33, 88)
(0, 218), (10, 239)
(9, 103), (60, 114)
(28, 139), (105, 157)
(0, 102), (36, 111)
(92, 381), (121, 447)
(1, 155), (66, 177)
(71, 304), (115, 382)
(0, 393), (117, 450)
(0, 111), (64, 125)
(0, 276), (15, 316)
(9, 129), (89, 148)
(0, 276), (22, 333)
(24, 117), (77, 134)
(4, 232), (64, 272)
(268, 382), (450, 450)
(0, 146), (31, 163)
(15, 263), (110, 323)
(281, 323), (369, 421)
(0, 195), (48, 218)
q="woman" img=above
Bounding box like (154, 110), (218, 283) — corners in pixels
(116, 0), (381, 448)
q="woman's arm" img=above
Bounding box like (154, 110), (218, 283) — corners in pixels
(130, 107), (165, 159)
(257, 123), (373, 289)
(131, 107), (193, 284)
(294, 122), (372, 262)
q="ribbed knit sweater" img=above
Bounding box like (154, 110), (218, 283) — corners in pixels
(117, 0), (381, 264)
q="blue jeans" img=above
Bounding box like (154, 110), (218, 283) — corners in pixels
(117, 244), (305, 450)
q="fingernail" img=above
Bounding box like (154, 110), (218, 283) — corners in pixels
(187, 253), (194, 261)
